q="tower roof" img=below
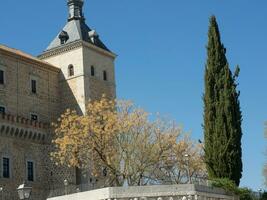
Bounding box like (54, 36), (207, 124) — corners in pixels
(67, 0), (85, 21)
(45, 0), (110, 52)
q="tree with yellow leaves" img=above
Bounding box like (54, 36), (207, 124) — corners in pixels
(153, 136), (206, 184)
(51, 96), (206, 186)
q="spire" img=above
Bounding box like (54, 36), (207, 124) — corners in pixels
(67, 0), (85, 21)
(43, 0), (110, 52)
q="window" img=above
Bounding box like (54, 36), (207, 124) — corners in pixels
(27, 161), (34, 181)
(0, 106), (5, 114)
(103, 70), (107, 81)
(3, 157), (10, 178)
(91, 66), (95, 76)
(0, 70), (4, 85)
(31, 114), (38, 121)
(31, 79), (37, 94)
(59, 30), (69, 45)
(68, 65), (74, 77)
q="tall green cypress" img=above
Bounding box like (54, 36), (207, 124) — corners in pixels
(203, 16), (243, 186)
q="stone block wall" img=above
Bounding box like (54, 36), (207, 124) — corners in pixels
(0, 112), (77, 200)
(0, 37), (117, 199)
(39, 41), (116, 114)
(40, 44), (87, 114)
(0, 49), (61, 123)
(0, 46), (77, 199)
(83, 43), (116, 101)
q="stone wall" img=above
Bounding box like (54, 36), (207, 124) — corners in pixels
(82, 42), (116, 101)
(0, 136), (49, 200)
(0, 33), (117, 199)
(0, 46), (77, 200)
(39, 45), (86, 114)
(47, 184), (238, 200)
(0, 112), (77, 200)
(0, 49), (61, 123)
(39, 41), (116, 114)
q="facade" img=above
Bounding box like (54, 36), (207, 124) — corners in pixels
(0, 0), (116, 199)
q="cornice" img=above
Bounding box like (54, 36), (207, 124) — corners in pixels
(82, 41), (117, 59)
(38, 41), (83, 59)
(38, 40), (117, 60)
(0, 113), (51, 144)
(0, 49), (60, 73)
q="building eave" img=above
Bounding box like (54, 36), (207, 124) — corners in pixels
(82, 41), (117, 59)
(0, 44), (60, 73)
(38, 40), (117, 60)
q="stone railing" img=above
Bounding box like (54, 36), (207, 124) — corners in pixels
(47, 184), (238, 200)
(0, 113), (50, 143)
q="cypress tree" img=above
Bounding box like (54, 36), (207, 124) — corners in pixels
(203, 16), (243, 186)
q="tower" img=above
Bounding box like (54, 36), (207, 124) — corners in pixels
(39, 0), (116, 115)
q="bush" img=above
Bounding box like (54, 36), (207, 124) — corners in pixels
(238, 188), (256, 200)
(211, 178), (239, 194)
(210, 178), (258, 200)
(260, 192), (267, 200)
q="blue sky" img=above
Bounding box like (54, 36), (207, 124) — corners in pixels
(1, 0), (266, 190)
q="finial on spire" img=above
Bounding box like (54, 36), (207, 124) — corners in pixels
(67, 0), (85, 21)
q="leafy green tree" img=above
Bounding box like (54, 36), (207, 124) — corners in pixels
(264, 122), (267, 186)
(203, 16), (243, 185)
(260, 191), (267, 200)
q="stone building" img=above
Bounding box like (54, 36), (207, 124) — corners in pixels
(0, 0), (116, 199)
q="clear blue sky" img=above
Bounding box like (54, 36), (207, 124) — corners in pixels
(1, 0), (266, 190)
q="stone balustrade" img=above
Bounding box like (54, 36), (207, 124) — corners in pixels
(0, 113), (50, 143)
(47, 184), (239, 200)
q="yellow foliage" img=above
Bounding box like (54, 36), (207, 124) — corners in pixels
(51, 95), (206, 186)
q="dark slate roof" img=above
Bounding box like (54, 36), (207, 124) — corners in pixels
(45, 19), (110, 52)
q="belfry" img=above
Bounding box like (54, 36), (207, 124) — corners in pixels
(67, 0), (85, 21)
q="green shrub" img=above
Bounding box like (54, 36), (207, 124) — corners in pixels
(238, 188), (256, 200)
(211, 178), (239, 194)
(260, 192), (267, 200)
(210, 178), (258, 200)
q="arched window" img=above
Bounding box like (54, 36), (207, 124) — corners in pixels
(91, 66), (95, 76)
(68, 65), (74, 77)
(103, 70), (107, 81)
